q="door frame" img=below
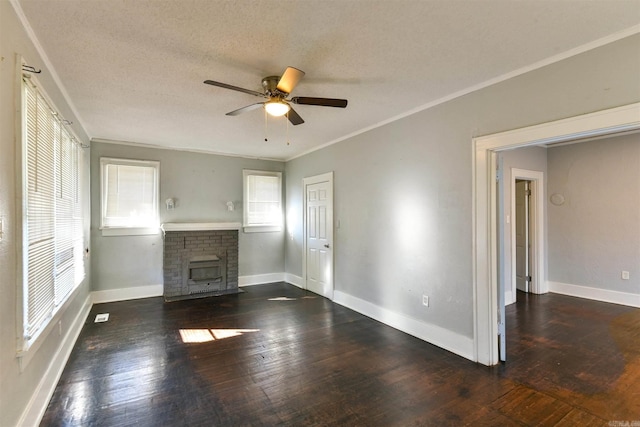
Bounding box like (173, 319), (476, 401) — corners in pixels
(472, 102), (640, 366)
(510, 169), (545, 298)
(302, 172), (334, 299)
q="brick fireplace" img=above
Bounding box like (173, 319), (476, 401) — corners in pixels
(162, 223), (240, 301)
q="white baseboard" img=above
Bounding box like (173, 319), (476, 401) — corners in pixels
(548, 281), (640, 308)
(91, 284), (163, 304)
(18, 294), (92, 427)
(238, 272), (304, 288)
(90, 276), (300, 299)
(333, 290), (475, 362)
(284, 273), (304, 288)
(239, 273), (285, 287)
(505, 289), (516, 306)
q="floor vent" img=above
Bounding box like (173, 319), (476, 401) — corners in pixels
(95, 313), (110, 323)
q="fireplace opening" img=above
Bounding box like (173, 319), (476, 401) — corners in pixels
(190, 259), (222, 282)
(184, 255), (227, 295)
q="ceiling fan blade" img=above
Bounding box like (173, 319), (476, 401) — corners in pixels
(204, 80), (266, 98)
(277, 67), (305, 94)
(286, 107), (304, 125)
(226, 103), (265, 116)
(291, 97), (348, 108)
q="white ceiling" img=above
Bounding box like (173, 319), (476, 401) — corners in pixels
(16, 0), (640, 161)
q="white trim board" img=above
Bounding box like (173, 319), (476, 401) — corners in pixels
(234, 273), (305, 288)
(91, 137), (283, 162)
(161, 222), (241, 232)
(473, 102), (640, 366)
(91, 277), (301, 300)
(284, 273), (304, 289)
(548, 281), (640, 308)
(239, 273), (285, 287)
(91, 284), (163, 304)
(334, 291), (475, 362)
(18, 294), (92, 427)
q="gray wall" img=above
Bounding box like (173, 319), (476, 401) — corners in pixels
(285, 34), (640, 342)
(90, 142), (285, 291)
(547, 134), (640, 294)
(500, 146), (548, 301)
(1, 2), (92, 425)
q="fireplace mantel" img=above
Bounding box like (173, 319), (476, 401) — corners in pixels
(161, 222), (242, 232)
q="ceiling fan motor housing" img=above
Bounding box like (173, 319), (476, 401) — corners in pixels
(262, 76), (286, 97)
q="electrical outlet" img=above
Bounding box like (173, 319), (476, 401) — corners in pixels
(621, 271), (630, 280)
(422, 295), (429, 307)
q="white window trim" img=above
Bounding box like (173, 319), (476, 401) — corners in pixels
(101, 227), (160, 237)
(100, 157), (160, 236)
(244, 225), (282, 233)
(243, 170), (283, 233)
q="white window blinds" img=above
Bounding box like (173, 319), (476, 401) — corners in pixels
(100, 158), (159, 229)
(23, 76), (85, 345)
(243, 170), (283, 231)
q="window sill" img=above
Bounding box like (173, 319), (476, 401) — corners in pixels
(17, 283), (85, 372)
(243, 225), (282, 233)
(101, 227), (160, 236)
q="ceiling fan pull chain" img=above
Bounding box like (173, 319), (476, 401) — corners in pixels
(264, 107), (268, 142)
(286, 113), (290, 146)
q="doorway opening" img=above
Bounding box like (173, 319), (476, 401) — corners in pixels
(515, 179), (531, 294)
(473, 102), (640, 366)
(497, 163), (545, 361)
(510, 169), (545, 302)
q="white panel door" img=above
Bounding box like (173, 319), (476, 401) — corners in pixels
(305, 178), (333, 299)
(515, 180), (530, 293)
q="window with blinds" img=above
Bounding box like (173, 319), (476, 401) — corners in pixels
(243, 170), (283, 232)
(22, 76), (85, 348)
(100, 158), (159, 233)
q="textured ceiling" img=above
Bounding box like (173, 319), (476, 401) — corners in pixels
(16, 0), (640, 160)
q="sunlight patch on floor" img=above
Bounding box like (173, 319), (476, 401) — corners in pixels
(268, 295), (318, 301)
(179, 328), (260, 343)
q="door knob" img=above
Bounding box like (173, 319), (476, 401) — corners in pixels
(324, 244), (330, 248)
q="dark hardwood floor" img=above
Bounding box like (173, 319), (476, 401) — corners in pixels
(41, 283), (640, 426)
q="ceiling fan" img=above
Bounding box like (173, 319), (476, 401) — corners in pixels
(204, 67), (348, 125)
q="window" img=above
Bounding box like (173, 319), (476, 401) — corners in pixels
(100, 158), (160, 235)
(21, 75), (85, 351)
(243, 170), (283, 232)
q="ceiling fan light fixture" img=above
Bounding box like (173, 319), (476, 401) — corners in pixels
(264, 100), (290, 117)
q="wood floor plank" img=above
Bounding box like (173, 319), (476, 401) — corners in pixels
(40, 283), (640, 426)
